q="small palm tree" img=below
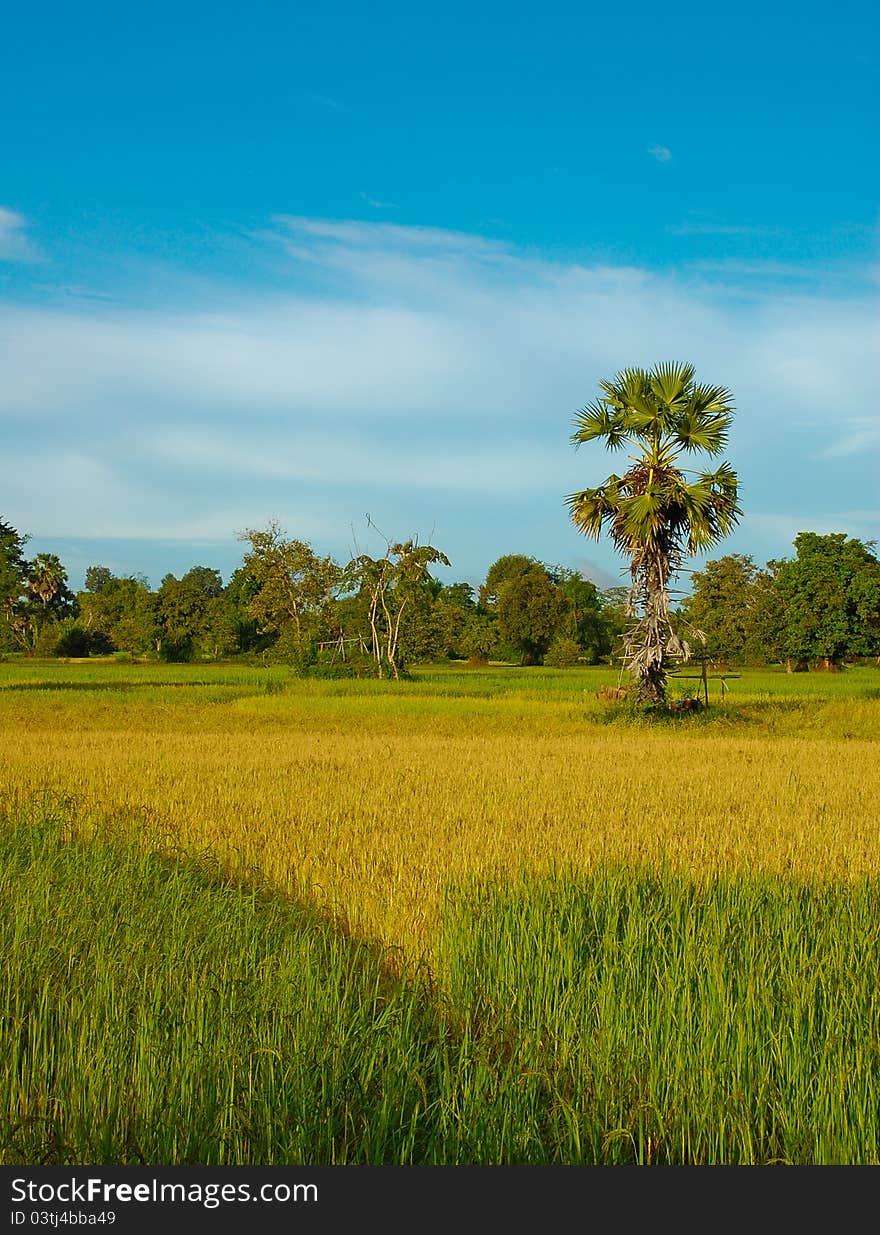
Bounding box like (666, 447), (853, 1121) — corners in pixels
(566, 361), (741, 705)
(28, 553), (67, 610)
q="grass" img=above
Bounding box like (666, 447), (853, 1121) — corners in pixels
(5, 801), (880, 1164)
(0, 803), (476, 1165)
(2, 657), (880, 1163)
(443, 867), (880, 1164)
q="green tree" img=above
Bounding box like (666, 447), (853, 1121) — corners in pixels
(543, 635), (583, 668)
(181, 566), (224, 599)
(439, 582), (476, 611)
(414, 581), (476, 661)
(552, 568), (612, 663)
(596, 586), (631, 664)
(0, 518), (31, 650)
(773, 533), (880, 669)
(156, 567), (227, 660)
(84, 565), (113, 594)
(197, 596), (240, 660)
(344, 535), (451, 679)
(239, 522), (340, 653)
(27, 554), (76, 618)
(567, 361), (741, 704)
(479, 554), (536, 608)
(459, 612), (498, 663)
(679, 554), (764, 663)
(496, 564), (568, 665)
(2, 549), (78, 653)
(156, 575), (199, 660)
(78, 573), (157, 656)
(224, 566), (270, 654)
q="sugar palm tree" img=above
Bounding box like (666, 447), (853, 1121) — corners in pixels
(566, 361), (741, 705)
(28, 553), (70, 612)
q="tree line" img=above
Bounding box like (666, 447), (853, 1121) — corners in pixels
(1, 514), (877, 674)
(0, 516), (620, 674)
(680, 536), (880, 671)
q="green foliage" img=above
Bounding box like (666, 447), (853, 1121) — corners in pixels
(53, 622), (101, 658)
(156, 568), (231, 661)
(459, 612), (499, 662)
(680, 554), (765, 662)
(239, 521), (340, 649)
(0, 519), (30, 652)
(77, 572), (158, 656)
(553, 568), (612, 662)
(84, 565), (113, 594)
(343, 532), (451, 679)
(479, 554), (536, 608)
(543, 636), (582, 668)
(496, 565), (568, 664)
(223, 566), (270, 654)
(4, 548), (78, 653)
(0, 517), (30, 643)
(439, 581), (476, 611)
(774, 533), (880, 666)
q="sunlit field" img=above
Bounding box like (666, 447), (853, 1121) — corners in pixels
(3, 658), (880, 1163)
(2, 659), (879, 957)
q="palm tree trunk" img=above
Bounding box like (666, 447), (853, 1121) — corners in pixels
(623, 545), (673, 705)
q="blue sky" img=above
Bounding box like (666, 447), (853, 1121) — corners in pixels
(2, 0), (878, 591)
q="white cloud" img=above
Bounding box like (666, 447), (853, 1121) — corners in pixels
(2, 214), (877, 570)
(648, 145), (672, 162)
(0, 207), (39, 261)
(818, 420), (880, 459)
(744, 511), (880, 546)
(689, 260), (815, 279)
(360, 192), (398, 210)
(273, 213), (505, 256)
(671, 222), (779, 237)
(145, 428), (569, 494)
(308, 93), (344, 111)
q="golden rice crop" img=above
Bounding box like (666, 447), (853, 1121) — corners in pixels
(2, 661), (879, 964)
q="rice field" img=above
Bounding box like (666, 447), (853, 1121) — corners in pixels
(2, 657), (880, 1163)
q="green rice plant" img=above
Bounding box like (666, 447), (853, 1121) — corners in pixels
(5, 798), (880, 1164)
(0, 801), (523, 1165)
(440, 867), (880, 1163)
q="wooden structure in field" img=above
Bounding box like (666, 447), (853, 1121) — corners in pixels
(316, 633), (370, 663)
(667, 651), (740, 706)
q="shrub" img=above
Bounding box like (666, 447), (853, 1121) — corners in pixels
(543, 637), (583, 668)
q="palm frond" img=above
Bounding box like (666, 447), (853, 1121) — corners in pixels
(649, 360), (695, 408)
(689, 382), (734, 417)
(615, 488), (667, 542)
(672, 409), (730, 454)
(671, 382), (734, 453)
(683, 467), (742, 551)
(565, 479), (622, 540)
(571, 400), (629, 450)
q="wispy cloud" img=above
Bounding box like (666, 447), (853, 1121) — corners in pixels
(0, 207), (39, 261)
(817, 419), (880, 459)
(689, 259), (817, 279)
(360, 191), (399, 210)
(307, 93), (345, 111)
(273, 214), (505, 255)
(671, 222), (780, 237)
(648, 145), (672, 163)
(744, 510), (880, 546)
